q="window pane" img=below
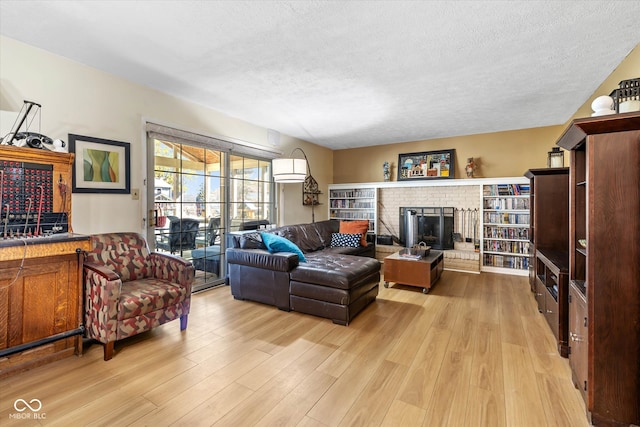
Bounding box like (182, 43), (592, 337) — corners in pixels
(204, 202), (222, 220)
(229, 155), (244, 179)
(261, 181), (271, 202)
(244, 180), (259, 203)
(154, 171), (179, 217)
(181, 146), (205, 176)
(256, 202), (272, 220)
(154, 140), (179, 174)
(205, 149), (223, 178)
(244, 157), (260, 180)
(258, 160), (271, 181)
(205, 176), (222, 202)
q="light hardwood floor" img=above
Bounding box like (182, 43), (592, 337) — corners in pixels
(1, 271), (589, 426)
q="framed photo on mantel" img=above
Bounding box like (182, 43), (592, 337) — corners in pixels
(398, 149), (455, 181)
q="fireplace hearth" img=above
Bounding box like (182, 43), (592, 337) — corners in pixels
(399, 207), (454, 250)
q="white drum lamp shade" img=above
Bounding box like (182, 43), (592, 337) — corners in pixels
(273, 158), (307, 183)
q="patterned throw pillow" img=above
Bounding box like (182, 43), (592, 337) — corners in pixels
(339, 220), (369, 246)
(331, 233), (362, 248)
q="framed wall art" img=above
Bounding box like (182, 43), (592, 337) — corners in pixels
(397, 149), (455, 181)
(69, 134), (131, 194)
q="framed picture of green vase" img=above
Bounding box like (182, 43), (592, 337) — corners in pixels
(69, 134), (130, 194)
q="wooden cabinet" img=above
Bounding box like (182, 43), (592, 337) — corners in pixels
(568, 280), (588, 404)
(481, 183), (530, 275)
(534, 249), (569, 356)
(524, 168), (569, 291)
(525, 168), (569, 357)
(0, 146), (89, 378)
(557, 112), (640, 426)
(0, 236), (89, 378)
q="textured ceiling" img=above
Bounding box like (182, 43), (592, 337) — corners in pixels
(1, 1), (639, 150)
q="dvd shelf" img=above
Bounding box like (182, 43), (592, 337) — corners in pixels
(328, 185), (377, 234)
(481, 182), (531, 276)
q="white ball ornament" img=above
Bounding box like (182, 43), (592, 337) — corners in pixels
(591, 95), (616, 117)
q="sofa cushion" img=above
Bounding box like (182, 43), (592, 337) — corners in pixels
(118, 278), (186, 320)
(339, 220), (369, 246)
(330, 233), (361, 248)
(101, 247), (150, 282)
(291, 253), (380, 289)
(261, 232), (307, 262)
(239, 232), (265, 249)
(271, 224), (323, 253)
(290, 274), (379, 305)
(312, 220), (340, 248)
(227, 248), (298, 272)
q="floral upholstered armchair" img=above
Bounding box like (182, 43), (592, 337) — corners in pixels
(83, 232), (194, 360)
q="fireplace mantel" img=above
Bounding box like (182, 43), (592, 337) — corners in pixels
(330, 176), (528, 189)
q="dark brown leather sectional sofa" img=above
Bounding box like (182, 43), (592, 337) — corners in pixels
(226, 219), (380, 325)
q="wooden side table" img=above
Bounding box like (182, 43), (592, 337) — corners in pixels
(383, 250), (444, 294)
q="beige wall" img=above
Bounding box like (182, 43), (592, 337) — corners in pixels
(1, 35), (636, 231)
(0, 36), (332, 233)
(334, 126), (564, 183)
(334, 43), (640, 184)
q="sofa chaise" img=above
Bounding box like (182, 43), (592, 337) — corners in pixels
(226, 219), (380, 325)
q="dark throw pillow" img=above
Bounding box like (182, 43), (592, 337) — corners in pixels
(330, 233), (362, 248)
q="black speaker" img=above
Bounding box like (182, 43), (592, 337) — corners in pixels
(377, 235), (393, 245)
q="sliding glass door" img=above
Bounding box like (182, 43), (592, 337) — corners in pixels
(228, 154), (273, 232)
(148, 135), (274, 292)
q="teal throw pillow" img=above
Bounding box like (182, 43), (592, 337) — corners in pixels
(260, 232), (307, 262)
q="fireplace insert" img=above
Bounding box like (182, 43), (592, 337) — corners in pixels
(399, 207), (454, 250)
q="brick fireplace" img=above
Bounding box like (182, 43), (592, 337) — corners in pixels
(377, 184), (481, 273)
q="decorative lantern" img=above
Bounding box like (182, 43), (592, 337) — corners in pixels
(547, 147), (564, 168)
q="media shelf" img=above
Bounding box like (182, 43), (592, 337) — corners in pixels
(559, 112), (640, 426)
(481, 182), (530, 276)
(534, 249), (569, 357)
(524, 167), (570, 356)
(328, 185), (377, 234)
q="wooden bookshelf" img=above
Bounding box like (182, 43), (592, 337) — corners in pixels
(558, 112), (640, 426)
(328, 185), (377, 235)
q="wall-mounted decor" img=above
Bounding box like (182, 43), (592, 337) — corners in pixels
(69, 134), (130, 194)
(397, 149), (455, 181)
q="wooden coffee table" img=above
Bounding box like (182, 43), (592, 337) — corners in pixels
(383, 250), (444, 294)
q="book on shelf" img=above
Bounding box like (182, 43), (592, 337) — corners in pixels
(484, 184), (531, 197)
